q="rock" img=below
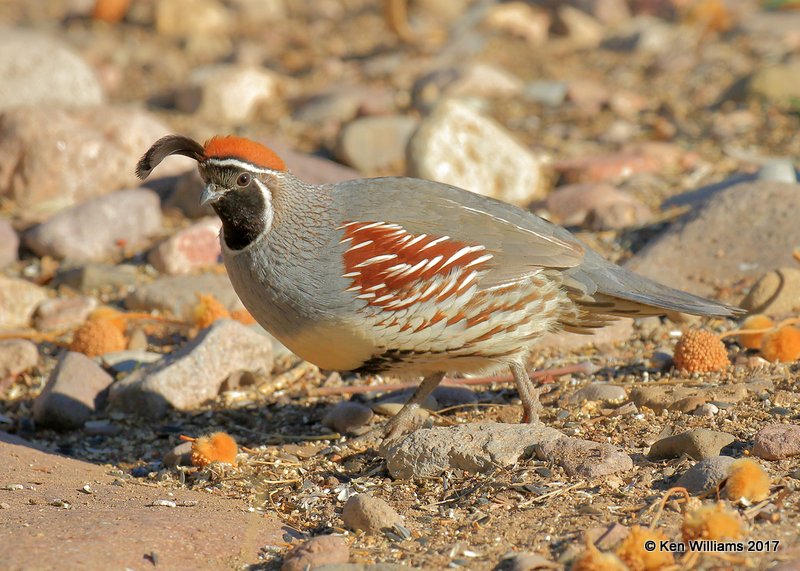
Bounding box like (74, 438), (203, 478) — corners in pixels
(559, 6), (605, 49)
(281, 535), (349, 571)
(0, 28), (103, 110)
(33, 296), (98, 332)
(24, 189), (162, 262)
(752, 424), (800, 460)
(503, 552), (560, 571)
(631, 384), (748, 413)
(108, 320), (273, 418)
(148, 218), (222, 275)
(694, 403), (719, 417)
(569, 383), (627, 405)
(101, 350), (163, 374)
(484, 3), (550, 46)
(341, 494), (403, 533)
(431, 386), (478, 408)
(675, 456), (736, 494)
(164, 170), (216, 219)
(408, 100), (553, 207)
(0, 107), (186, 214)
(54, 263), (140, 293)
(536, 437), (633, 478)
(523, 81), (569, 106)
(536, 318), (634, 352)
(322, 402), (374, 435)
(0, 277), (48, 329)
(126, 274), (244, 320)
(0, 218), (19, 267)
(0, 340), (39, 378)
(412, 64), (524, 111)
(758, 160), (798, 184)
(155, 0), (231, 38)
(555, 146), (674, 185)
(626, 182), (800, 297)
(373, 390), (438, 412)
(741, 267), (800, 316)
(314, 565), (410, 571)
(336, 116), (419, 174)
(648, 429), (735, 461)
(749, 59), (800, 107)
(32, 352), (113, 430)
(545, 183), (651, 229)
(163, 441), (193, 467)
(295, 86), (395, 124)
(178, 65), (282, 124)
(383, 423), (563, 479)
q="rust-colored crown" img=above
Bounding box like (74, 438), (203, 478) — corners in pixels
(204, 136), (286, 171)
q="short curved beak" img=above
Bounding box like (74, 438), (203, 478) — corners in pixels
(200, 184), (223, 206)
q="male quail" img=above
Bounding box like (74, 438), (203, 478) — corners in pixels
(137, 135), (741, 440)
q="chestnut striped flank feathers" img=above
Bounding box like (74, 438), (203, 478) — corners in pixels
(203, 135), (286, 171)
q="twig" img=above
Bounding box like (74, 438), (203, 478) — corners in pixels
(650, 486), (691, 527)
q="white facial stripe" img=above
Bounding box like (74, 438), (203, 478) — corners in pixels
(204, 157), (285, 176)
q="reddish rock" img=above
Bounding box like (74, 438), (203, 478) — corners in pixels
(556, 150), (661, 184)
(281, 535), (349, 571)
(545, 182), (651, 229)
(0, 339), (39, 378)
(32, 351), (113, 430)
(0, 218), (19, 267)
(148, 218), (222, 275)
(752, 424), (800, 460)
(0, 277), (48, 329)
(33, 296), (98, 331)
(24, 189), (163, 262)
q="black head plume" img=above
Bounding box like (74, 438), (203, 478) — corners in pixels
(135, 135), (206, 179)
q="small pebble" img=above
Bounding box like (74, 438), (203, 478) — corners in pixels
(342, 494), (403, 533)
(322, 401), (374, 434)
(648, 429), (735, 461)
(281, 535), (349, 571)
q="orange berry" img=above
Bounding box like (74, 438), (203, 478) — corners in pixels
(190, 432), (238, 467)
(737, 314), (774, 350)
(193, 293), (230, 329)
(682, 502), (745, 542)
(616, 526), (674, 571)
(726, 458), (770, 503)
(760, 326), (800, 363)
(674, 330), (729, 373)
(70, 318), (127, 357)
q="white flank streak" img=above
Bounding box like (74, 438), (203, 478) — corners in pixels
(463, 253), (493, 268)
(395, 235), (412, 245)
(356, 292), (376, 299)
(440, 246), (474, 269)
(397, 258), (428, 278)
(364, 283), (386, 292)
(419, 280), (440, 299)
(342, 271), (360, 278)
(437, 277), (458, 298)
(401, 234), (427, 249)
(419, 236), (449, 250)
(350, 221), (384, 232)
(345, 285), (361, 292)
(421, 255), (444, 272)
(355, 254), (397, 267)
(383, 263), (410, 273)
(339, 237), (352, 244)
(456, 270), (478, 291)
(346, 240), (373, 252)
(374, 294), (394, 303)
(336, 222), (359, 229)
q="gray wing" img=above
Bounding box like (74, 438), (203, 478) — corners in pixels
(330, 176), (742, 320)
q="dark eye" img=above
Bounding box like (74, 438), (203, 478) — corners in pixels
(236, 173), (251, 187)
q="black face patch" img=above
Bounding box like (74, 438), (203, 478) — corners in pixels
(211, 183), (267, 250)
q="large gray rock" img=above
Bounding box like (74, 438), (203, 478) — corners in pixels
(648, 429), (735, 461)
(125, 274), (244, 320)
(752, 424), (800, 460)
(0, 107), (188, 214)
(24, 189), (162, 261)
(626, 182), (800, 296)
(675, 456), (736, 494)
(0, 28), (103, 110)
(383, 423), (562, 479)
(108, 320), (273, 418)
(535, 436), (633, 478)
(408, 99), (553, 207)
(336, 115), (419, 174)
(32, 352), (113, 430)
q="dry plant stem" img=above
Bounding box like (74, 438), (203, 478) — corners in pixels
(718, 317), (800, 340)
(650, 486), (691, 527)
(307, 361), (595, 397)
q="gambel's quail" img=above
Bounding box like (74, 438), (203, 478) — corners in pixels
(137, 135), (741, 441)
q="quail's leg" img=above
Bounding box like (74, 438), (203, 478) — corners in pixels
(510, 362), (542, 424)
(344, 372), (446, 449)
